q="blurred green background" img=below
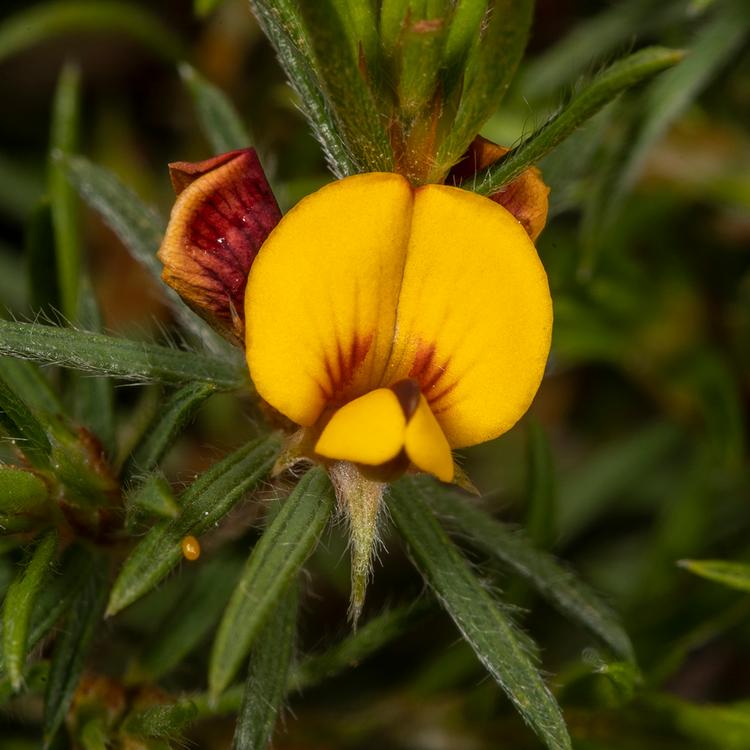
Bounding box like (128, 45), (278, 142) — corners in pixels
(0, 0), (748, 748)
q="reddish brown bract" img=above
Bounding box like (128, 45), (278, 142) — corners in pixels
(158, 149), (281, 345)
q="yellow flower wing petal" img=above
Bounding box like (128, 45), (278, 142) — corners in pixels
(245, 173), (413, 425)
(315, 389), (406, 465)
(404, 395), (454, 482)
(385, 184), (552, 448)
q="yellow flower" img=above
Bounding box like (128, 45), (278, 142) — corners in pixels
(246, 172), (552, 482)
(158, 147), (552, 620)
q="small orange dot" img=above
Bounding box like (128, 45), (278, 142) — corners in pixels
(181, 535), (201, 561)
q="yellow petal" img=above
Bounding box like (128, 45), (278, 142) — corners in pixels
(245, 173), (413, 425)
(384, 184), (552, 448)
(315, 389), (406, 466)
(404, 395), (454, 482)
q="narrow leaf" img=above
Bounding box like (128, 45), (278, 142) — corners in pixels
(0, 320), (246, 389)
(136, 553), (241, 680)
(107, 434), (281, 616)
(43, 561), (107, 746)
(0, 358), (61, 415)
(0, 373), (52, 468)
(678, 559), (750, 594)
(470, 47), (685, 197)
(49, 61), (82, 322)
(2, 532), (58, 690)
(121, 700), (197, 738)
(73, 278), (116, 456)
(123, 381), (215, 479)
(126, 473), (180, 520)
(209, 467), (335, 697)
(389, 479), (571, 750)
(248, 0), (357, 176)
(420, 477), (635, 662)
(0, 544), (91, 674)
(0, 0), (184, 64)
(180, 63), (252, 154)
(25, 199), (60, 317)
(233, 584), (298, 750)
(0, 468), (49, 515)
(297, 0), (394, 172)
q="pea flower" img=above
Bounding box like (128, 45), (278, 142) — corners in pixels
(158, 145), (552, 620)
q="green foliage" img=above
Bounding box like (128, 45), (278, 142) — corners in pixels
(679, 560), (750, 593)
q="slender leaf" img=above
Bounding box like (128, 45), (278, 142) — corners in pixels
(678, 559), (750, 594)
(73, 278), (116, 456)
(420, 477), (635, 662)
(2, 532), (58, 690)
(121, 700), (197, 738)
(297, 0), (394, 172)
(107, 434), (281, 616)
(136, 553), (241, 680)
(0, 320), (246, 389)
(25, 199), (60, 317)
(126, 473), (180, 520)
(43, 562), (107, 746)
(437, 0), (533, 173)
(209, 467), (335, 696)
(123, 381), (215, 479)
(469, 47), (684, 196)
(248, 0), (357, 176)
(233, 584), (298, 750)
(389, 479), (571, 750)
(0, 358), (61, 415)
(58, 154), (225, 349)
(0, 373), (52, 468)
(0, 545), (92, 675)
(0, 0), (184, 63)
(180, 63), (252, 153)
(49, 62), (82, 322)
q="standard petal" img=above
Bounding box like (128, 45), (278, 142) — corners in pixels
(245, 173), (414, 426)
(158, 149), (281, 344)
(315, 389), (406, 466)
(384, 184), (552, 448)
(404, 395), (454, 482)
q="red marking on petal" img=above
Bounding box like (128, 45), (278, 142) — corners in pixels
(158, 148), (281, 344)
(408, 342), (455, 409)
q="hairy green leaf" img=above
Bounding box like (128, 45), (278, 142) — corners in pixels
(419, 478), (635, 662)
(297, 0), (394, 172)
(0, 320), (246, 389)
(209, 467), (334, 697)
(136, 553), (241, 680)
(107, 434), (281, 616)
(2, 532), (58, 690)
(126, 473), (180, 520)
(389, 480), (571, 750)
(121, 700), (197, 738)
(233, 584), (298, 750)
(248, 0), (357, 176)
(0, 468), (49, 515)
(123, 382), (215, 479)
(43, 561), (107, 746)
(0, 373), (52, 468)
(469, 47), (684, 196)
